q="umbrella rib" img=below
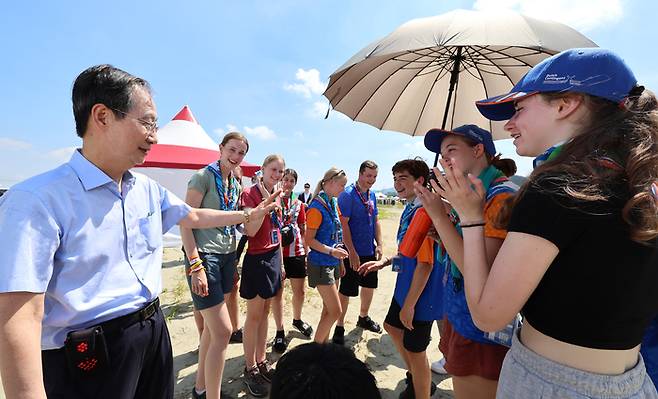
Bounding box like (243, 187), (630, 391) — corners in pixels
(352, 51), (427, 127)
(407, 46), (463, 135)
(464, 47), (496, 134)
(330, 52), (403, 113)
(470, 46), (518, 86)
(377, 53), (440, 134)
(410, 60), (446, 136)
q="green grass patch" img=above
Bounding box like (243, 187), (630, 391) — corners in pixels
(377, 203), (404, 221)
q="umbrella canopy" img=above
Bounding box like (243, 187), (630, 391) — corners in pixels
(139, 105), (260, 176)
(324, 9), (597, 140)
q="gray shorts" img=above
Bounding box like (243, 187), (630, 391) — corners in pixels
(497, 332), (658, 399)
(307, 263), (340, 287)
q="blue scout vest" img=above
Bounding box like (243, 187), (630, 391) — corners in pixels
(307, 195), (342, 267)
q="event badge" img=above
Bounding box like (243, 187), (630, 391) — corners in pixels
(391, 255), (403, 273)
(271, 230), (279, 245)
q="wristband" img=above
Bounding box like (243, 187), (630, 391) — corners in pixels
(188, 265), (205, 276)
(243, 209), (251, 223)
(461, 221), (486, 228)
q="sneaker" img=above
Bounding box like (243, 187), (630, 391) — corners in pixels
(332, 326), (345, 345)
(398, 372), (437, 399)
(244, 366), (269, 397)
(256, 359), (275, 383)
(191, 388), (206, 399)
(272, 333), (288, 353)
(292, 319), (313, 337)
(357, 315), (382, 333)
(229, 328), (243, 344)
(431, 357), (448, 374)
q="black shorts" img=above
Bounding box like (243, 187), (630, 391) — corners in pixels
(240, 248), (282, 300)
(384, 298), (433, 353)
(283, 255), (307, 279)
(339, 255), (378, 296)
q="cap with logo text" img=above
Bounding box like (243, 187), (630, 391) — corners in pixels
(476, 48), (637, 121)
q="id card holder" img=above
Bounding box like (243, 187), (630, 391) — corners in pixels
(64, 325), (110, 378)
(391, 255), (403, 273)
(271, 230), (280, 245)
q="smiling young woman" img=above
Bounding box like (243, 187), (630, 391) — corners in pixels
(420, 48), (658, 398)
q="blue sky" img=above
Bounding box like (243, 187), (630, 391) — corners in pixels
(1, 0), (656, 190)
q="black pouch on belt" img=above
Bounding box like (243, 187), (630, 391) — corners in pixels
(64, 325), (110, 378)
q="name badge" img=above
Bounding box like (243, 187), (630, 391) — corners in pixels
(271, 230), (280, 245)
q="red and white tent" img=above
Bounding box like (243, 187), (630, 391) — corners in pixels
(134, 105), (259, 247)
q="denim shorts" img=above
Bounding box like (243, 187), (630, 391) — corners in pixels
(497, 332), (658, 398)
(185, 252), (236, 310)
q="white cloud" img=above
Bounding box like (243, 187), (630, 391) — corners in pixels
(44, 146), (77, 163)
(244, 125), (277, 141)
(0, 137), (32, 151)
(213, 124), (240, 139)
(472, 0), (623, 31)
(309, 101), (329, 119)
(284, 68), (326, 98)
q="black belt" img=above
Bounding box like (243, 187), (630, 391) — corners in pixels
(99, 298), (160, 334)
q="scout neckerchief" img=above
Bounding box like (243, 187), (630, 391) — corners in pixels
(316, 191), (342, 241)
(533, 141), (566, 168)
(396, 197), (422, 246)
(258, 178), (283, 229)
(206, 162), (239, 235)
(281, 192), (297, 225)
(353, 182), (374, 219)
(442, 165), (507, 279)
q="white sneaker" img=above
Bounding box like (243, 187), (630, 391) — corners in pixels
(431, 357), (448, 374)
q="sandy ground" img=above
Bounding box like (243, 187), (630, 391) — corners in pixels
(163, 205), (454, 398)
(0, 206), (454, 399)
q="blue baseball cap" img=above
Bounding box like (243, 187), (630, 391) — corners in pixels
(424, 124), (497, 156)
(476, 48), (638, 121)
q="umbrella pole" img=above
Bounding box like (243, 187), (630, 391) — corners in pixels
(433, 46), (463, 167)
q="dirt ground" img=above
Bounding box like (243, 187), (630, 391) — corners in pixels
(162, 205), (454, 398)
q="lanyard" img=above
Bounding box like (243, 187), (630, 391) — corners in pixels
(353, 183), (373, 216)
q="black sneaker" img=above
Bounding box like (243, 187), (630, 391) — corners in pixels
(332, 326), (345, 345)
(229, 328), (243, 344)
(357, 315), (382, 333)
(191, 388), (206, 399)
(398, 372), (437, 399)
(257, 359), (275, 383)
(292, 319), (313, 337)
(272, 332), (288, 353)
(244, 366), (269, 397)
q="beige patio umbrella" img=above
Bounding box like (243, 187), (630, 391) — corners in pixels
(324, 9), (597, 156)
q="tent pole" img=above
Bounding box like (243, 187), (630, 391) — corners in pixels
(434, 46), (463, 167)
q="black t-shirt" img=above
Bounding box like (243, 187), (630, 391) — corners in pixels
(507, 177), (658, 350)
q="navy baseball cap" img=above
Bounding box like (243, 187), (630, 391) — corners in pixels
(476, 48), (638, 121)
(424, 124), (497, 156)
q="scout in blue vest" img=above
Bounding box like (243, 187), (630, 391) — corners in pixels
(305, 167), (349, 344)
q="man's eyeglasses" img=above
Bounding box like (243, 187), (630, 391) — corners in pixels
(110, 107), (159, 135)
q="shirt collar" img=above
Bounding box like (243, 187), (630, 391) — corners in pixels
(67, 149), (135, 191)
